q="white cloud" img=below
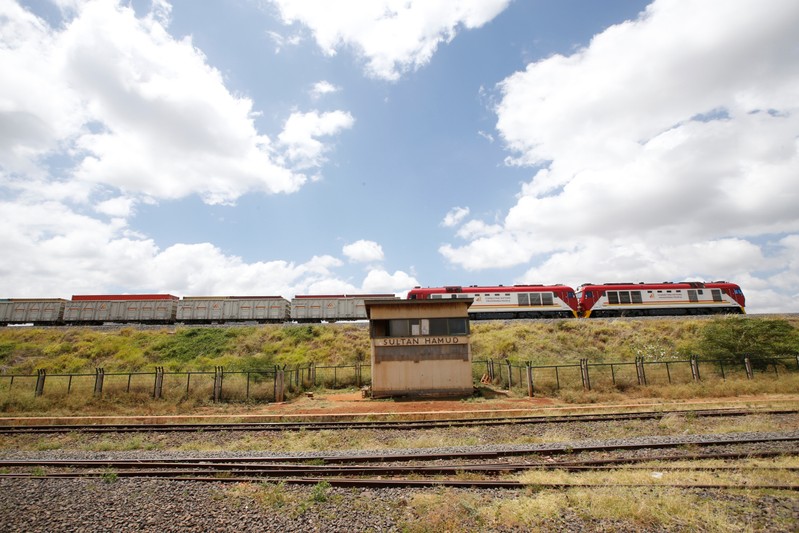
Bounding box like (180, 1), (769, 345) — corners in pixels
(266, 29), (303, 53)
(441, 206), (469, 227)
(477, 130), (494, 143)
(440, 0), (799, 312)
(0, 198), (419, 298)
(361, 269), (419, 294)
(343, 239), (385, 263)
(95, 196), (135, 218)
(0, 0), (353, 205)
(278, 110), (355, 170)
(310, 80), (340, 99)
(268, 0), (511, 80)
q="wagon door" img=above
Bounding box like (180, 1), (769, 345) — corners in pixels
(688, 290), (699, 303)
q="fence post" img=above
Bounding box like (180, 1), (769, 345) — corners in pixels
(246, 372), (250, 400)
(153, 366), (164, 399)
(580, 359), (591, 391)
(34, 369), (46, 397)
(665, 362), (671, 384)
(635, 357), (647, 386)
(506, 360), (513, 389)
(489, 359), (495, 381)
(526, 363), (534, 398)
(690, 355), (701, 381)
(356, 363), (362, 388)
(213, 366), (223, 403)
(718, 360), (726, 380)
(312, 363), (317, 387)
(275, 369), (285, 402)
(186, 372), (192, 398)
(93, 367), (105, 397)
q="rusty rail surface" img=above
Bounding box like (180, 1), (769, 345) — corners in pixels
(1, 407), (795, 434)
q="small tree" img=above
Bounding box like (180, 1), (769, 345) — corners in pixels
(698, 317), (799, 365)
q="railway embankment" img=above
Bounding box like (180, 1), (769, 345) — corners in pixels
(1, 315), (797, 375)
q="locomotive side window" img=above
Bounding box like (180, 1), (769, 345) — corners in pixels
(530, 293), (542, 305)
(631, 292), (643, 304)
(518, 293), (529, 306)
(619, 291), (631, 304)
(712, 289), (722, 302)
(608, 291), (619, 304)
(542, 293), (554, 305)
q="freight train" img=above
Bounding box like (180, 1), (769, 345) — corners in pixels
(0, 281), (745, 326)
(0, 294), (397, 326)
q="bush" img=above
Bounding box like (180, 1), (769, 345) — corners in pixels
(698, 317), (799, 363)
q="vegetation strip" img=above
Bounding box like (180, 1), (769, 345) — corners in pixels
(2, 407), (795, 434)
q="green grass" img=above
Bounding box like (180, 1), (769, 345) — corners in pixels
(0, 323), (373, 373)
(1, 316), (797, 375)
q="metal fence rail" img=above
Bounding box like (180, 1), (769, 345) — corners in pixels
(1, 355), (797, 403)
(473, 355), (799, 397)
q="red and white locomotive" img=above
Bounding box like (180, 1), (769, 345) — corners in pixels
(576, 281), (745, 318)
(406, 285), (579, 319)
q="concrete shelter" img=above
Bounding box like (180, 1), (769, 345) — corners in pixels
(365, 299), (473, 398)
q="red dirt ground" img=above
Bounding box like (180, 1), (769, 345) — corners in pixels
(4, 392), (798, 425)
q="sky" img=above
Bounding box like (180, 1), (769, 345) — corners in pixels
(1, 0), (798, 313)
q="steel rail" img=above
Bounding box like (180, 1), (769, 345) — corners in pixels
(2, 435), (798, 469)
(1, 408), (794, 434)
(3, 460), (797, 478)
(1, 472), (797, 490)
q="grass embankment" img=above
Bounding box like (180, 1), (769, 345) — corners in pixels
(0, 316), (798, 415)
(1, 315), (797, 374)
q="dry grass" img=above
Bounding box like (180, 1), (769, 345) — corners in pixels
(399, 486), (758, 531)
(517, 461), (799, 488)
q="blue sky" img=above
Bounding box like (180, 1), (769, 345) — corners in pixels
(1, 0), (798, 312)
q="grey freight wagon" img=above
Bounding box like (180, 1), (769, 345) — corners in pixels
(291, 294), (398, 322)
(176, 296), (290, 323)
(63, 295), (178, 324)
(0, 299), (67, 325)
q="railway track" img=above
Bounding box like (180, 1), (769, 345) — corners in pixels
(2, 438), (798, 490)
(1, 407), (794, 434)
(3, 432), (797, 465)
